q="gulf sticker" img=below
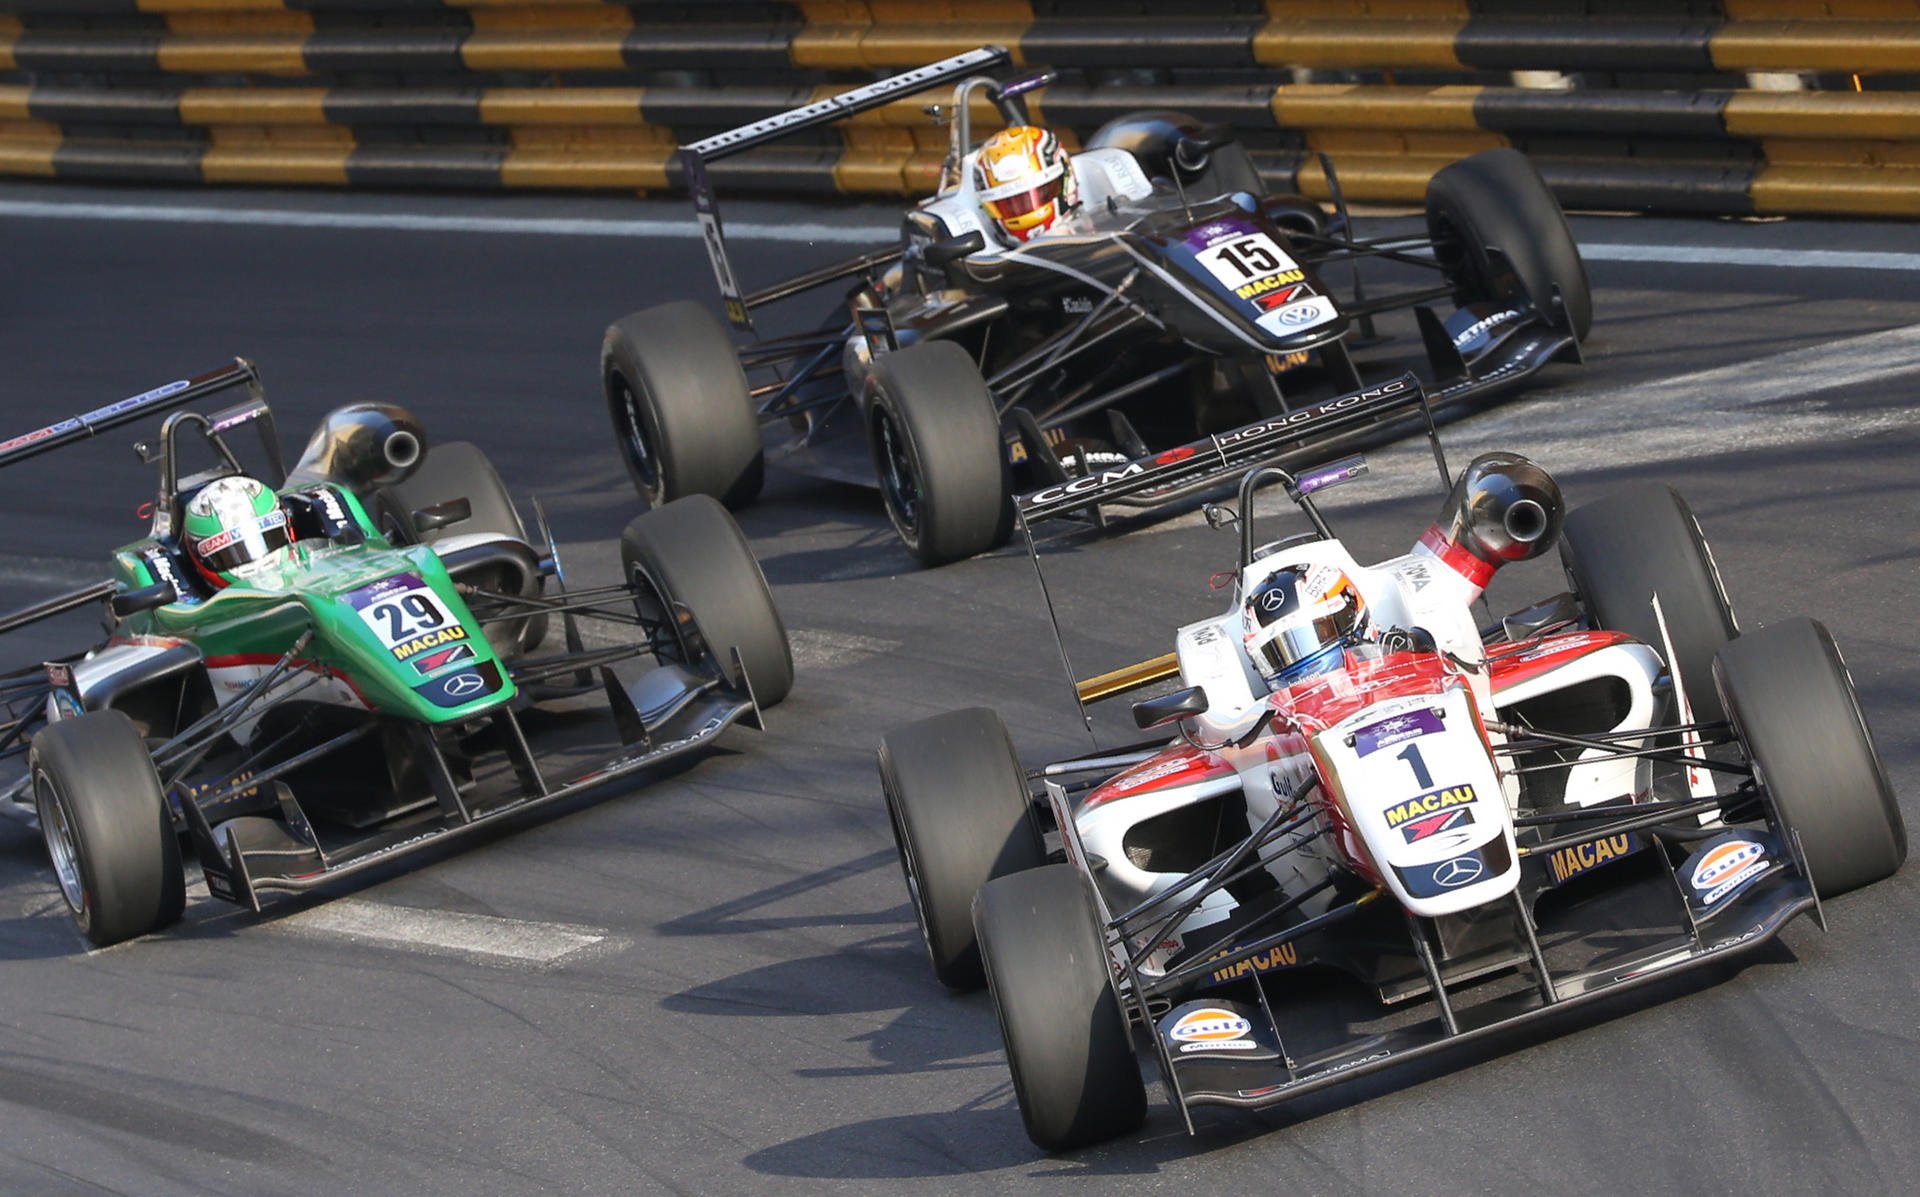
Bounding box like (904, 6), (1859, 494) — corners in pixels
(1691, 839), (1764, 890)
(1691, 838), (1768, 905)
(1169, 1008), (1253, 1051)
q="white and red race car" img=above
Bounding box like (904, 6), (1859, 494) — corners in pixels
(879, 419), (1905, 1151)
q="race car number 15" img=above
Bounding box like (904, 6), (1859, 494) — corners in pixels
(360, 586), (452, 649)
(1196, 233), (1296, 287)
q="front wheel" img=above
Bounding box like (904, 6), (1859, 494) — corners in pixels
(1560, 485), (1737, 729)
(1714, 617), (1905, 897)
(877, 707), (1046, 990)
(975, 864), (1146, 1151)
(30, 709), (184, 948)
(604, 300), (764, 510)
(1426, 147), (1591, 341)
(866, 340), (1011, 567)
(620, 495), (793, 707)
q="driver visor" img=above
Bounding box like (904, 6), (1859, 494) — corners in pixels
(196, 509), (290, 574)
(1257, 614), (1351, 680)
(984, 178), (1063, 220)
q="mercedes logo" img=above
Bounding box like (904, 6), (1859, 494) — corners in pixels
(1433, 855), (1484, 888)
(443, 672), (484, 698)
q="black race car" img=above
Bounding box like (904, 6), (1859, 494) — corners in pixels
(603, 46), (1589, 566)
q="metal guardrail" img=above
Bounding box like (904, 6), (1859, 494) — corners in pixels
(0, 1), (1914, 217)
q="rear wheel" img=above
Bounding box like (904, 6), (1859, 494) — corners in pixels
(1561, 486), (1737, 728)
(866, 340), (1010, 567)
(1426, 147), (1591, 341)
(1714, 618), (1905, 897)
(377, 441), (546, 656)
(975, 864), (1146, 1151)
(31, 709), (184, 948)
(620, 495), (792, 706)
(604, 300), (764, 509)
(877, 707), (1046, 989)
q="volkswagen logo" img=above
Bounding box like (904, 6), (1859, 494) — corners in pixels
(443, 672), (485, 699)
(1432, 855), (1485, 888)
(1279, 303), (1320, 326)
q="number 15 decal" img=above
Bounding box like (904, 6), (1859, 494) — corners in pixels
(1196, 233), (1296, 285)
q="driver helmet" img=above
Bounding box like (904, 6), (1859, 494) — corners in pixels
(183, 475), (293, 589)
(1242, 563), (1368, 689)
(974, 125), (1078, 243)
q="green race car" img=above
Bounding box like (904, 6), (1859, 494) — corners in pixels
(0, 359), (793, 947)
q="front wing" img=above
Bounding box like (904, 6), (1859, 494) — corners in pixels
(184, 664), (761, 908)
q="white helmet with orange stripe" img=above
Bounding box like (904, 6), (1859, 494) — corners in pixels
(973, 125), (1079, 243)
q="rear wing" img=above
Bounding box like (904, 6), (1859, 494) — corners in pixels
(1016, 371), (1438, 525)
(0, 358), (271, 641)
(679, 45), (1012, 330)
(0, 358), (260, 471)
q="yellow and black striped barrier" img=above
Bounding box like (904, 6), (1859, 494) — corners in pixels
(0, 0), (1915, 217)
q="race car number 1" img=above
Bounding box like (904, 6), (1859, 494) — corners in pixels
(359, 584), (452, 650)
(1195, 233), (1296, 287)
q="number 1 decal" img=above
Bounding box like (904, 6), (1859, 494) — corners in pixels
(1396, 742), (1435, 789)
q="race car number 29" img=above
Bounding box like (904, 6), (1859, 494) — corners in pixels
(359, 584), (452, 651)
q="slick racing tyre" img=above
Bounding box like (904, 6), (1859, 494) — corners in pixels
(865, 340), (1011, 567)
(30, 709), (185, 948)
(877, 707), (1046, 990)
(604, 300), (764, 510)
(621, 495), (793, 707)
(378, 441), (546, 657)
(975, 864), (1146, 1151)
(1714, 618), (1906, 898)
(1426, 147), (1592, 341)
(1561, 486), (1738, 730)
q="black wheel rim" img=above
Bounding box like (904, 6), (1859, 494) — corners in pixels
(881, 778), (937, 964)
(628, 561), (694, 670)
(613, 375), (664, 505)
(33, 767), (87, 919)
(872, 405), (922, 539)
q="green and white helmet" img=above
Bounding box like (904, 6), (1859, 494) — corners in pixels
(183, 475), (291, 589)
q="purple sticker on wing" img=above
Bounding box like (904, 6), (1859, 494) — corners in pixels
(1297, 454), (1369, 495)
(1184, 216), (1257, 249)
(1353, 708), (1443, 756)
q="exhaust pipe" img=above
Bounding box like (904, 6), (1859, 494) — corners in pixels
(1413, 451), (1563, 601)
(287, 403), (427, 493)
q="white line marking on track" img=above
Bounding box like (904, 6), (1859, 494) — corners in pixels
(276, 898), (625, 969)
(0, 198), (888, 244)
(1145, 321), (1920, 534)
(1579, 242), (1920, 272)
(789, 627), (898, 670)
(2, 197), (1918, 269)
(1368, 321), (1920, 482)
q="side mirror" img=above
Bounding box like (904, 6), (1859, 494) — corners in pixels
(924, 230), (985, 269)
(410, 497), (472, 536)
(1173, 126), (1236, 174)
(1132, 685), (1209, 731)
(111, 580), (176, 619)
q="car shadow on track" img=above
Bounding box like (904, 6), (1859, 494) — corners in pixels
(734, 939), (1803, 1179)
(0, 740), (740, 959)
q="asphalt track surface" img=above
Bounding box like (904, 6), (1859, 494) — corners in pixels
(1, 182), (1918, 1195)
